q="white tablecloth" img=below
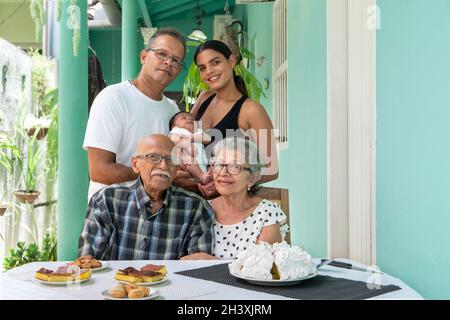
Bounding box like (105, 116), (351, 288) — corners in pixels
(0, 259), (422, 300)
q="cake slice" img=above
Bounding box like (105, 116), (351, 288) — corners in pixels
(140, 264), (167, 276)
(35, 268), (53, 281)
(35, 266), (91, 282)
(114, 267), (164, 283)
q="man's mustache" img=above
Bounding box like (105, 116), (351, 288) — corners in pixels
(150, 170), (171, 178)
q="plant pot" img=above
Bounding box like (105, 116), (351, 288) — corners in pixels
(14, 191), (40, 204)
(0, 205), (6, 216)
(26, 127), (48, 140)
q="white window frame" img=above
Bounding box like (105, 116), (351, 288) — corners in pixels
(327, 0), (377, 265)
(273, 0), (288, 150)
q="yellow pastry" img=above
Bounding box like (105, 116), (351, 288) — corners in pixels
(128, 288), (145, 299)
(35, 266), (91, 282)
(140, 264), (167, 277)
(109, 285), (127, 298)
(114, 266), (164, 283)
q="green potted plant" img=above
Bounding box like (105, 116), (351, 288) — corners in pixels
(14, 132), (44, 204)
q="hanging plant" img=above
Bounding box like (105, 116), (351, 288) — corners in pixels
(30, 0), (45, 41)
(56, 0), (62, 22)
(69, 0), (81, 57)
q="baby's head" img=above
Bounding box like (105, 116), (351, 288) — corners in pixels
(169, 111), (195, 133)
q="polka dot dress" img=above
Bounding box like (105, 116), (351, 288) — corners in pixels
(213, 199), (289, 259)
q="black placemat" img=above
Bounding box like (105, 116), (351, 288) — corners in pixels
(175, 263), (401, 300)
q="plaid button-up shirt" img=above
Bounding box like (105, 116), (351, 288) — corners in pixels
(78, 178), (214, 260)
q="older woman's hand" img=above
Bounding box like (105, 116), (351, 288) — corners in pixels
(180, 252), (218, 260)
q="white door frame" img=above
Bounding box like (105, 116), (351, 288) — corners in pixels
(327, 0), (377, 265)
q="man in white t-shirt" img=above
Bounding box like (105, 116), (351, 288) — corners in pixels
(83, 28), (186, 200)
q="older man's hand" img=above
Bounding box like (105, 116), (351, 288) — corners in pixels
(172, 168), (199, 192)
(180, 252), (218, 260)
(198, 181), (219, 199)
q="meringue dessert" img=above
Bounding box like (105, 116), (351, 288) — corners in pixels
(35, 265), (92, 282)
(114, 264), (166, 283)
(229, 241), (316, 280)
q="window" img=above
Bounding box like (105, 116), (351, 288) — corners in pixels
(273, 0), (288, 147)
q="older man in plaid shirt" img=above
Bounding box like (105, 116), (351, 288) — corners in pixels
(78, 134), (214, 260)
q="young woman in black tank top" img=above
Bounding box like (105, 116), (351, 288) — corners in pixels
(173, 40), (279, 198)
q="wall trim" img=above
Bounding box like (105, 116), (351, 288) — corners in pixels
(347, 0), (377, 265)
(327, 0), (377, 265)
(327, 0), (349, 259)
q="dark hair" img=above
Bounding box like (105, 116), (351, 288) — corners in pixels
(146, 28), (187, 58)
(194, 40), (248, 97)
(169, 111), (190, 130)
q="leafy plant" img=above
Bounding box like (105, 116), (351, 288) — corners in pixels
(2, 233), (57, 271)
(40, 233), (57, 262)
(3, 242), (40, 271)
(182, 39), (266, 111)
(44, 89), (58, 180)
(30, 49), (55, 117)
(0, 133), (20, 174)
(15, 131), (45, 193)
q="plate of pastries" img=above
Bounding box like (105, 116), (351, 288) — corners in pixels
(35, 265), (92, 285)
(66, 255), (109, 272)
(114, 264), (168, 285)
(102, 283), (160, 300)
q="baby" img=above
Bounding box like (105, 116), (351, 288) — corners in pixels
(169, 112), (212, 185)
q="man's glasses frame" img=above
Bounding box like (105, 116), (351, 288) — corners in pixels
(146, 47), (185, 69)
(136, 153), (179, 167)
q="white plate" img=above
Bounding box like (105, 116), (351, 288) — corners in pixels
(118, 276), (169, 286)
(66, 261), (110, 272)
(34, 277), (91, 286)
(230, 270), (317, 286)
(89, 261), (110, 272)
(101, 289), (160, 300)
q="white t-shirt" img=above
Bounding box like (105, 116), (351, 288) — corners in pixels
(169, 127), (208, 172)
(83, 80), (179, 199)
(213, 199), (289, 259)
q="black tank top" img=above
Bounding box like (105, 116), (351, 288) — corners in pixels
(195, 94), (248, 144)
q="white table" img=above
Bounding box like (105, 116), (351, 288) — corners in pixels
(0, 259), (422, 300)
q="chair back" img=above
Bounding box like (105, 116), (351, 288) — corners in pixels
(255, 186), (290, 244)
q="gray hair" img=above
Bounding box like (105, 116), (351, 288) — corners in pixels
(146, 27), (186, 57)
(213, 137), (263, 195)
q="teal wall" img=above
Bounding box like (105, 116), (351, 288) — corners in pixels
(268, 0), (328, 257)
(235, 4), (273, 115)
(89, 30), (122, 85)
(157, 16), (214, 92)
(377, 0), (450, 299)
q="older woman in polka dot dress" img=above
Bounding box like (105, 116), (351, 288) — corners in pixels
(181, 137), (289, 260)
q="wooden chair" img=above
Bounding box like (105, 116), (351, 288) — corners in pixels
(255, 186), (291, 244)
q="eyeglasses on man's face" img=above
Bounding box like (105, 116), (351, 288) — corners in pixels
(210, 160), (252, 175)
(136, 153), (179, 167)
(146, 48), (185, 69)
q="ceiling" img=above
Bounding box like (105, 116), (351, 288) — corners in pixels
(116, 0), (235, 25)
